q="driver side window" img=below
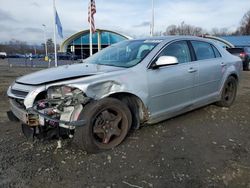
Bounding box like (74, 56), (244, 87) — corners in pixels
(159, 41), (191, 64)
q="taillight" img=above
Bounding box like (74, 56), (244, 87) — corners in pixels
(239, 52), (246, 58)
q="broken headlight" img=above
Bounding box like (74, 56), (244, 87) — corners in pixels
(47, 86), (76, 99)
(47, 86), (90, 106)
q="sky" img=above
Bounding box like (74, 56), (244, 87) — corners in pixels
(0, 0), (249, 44)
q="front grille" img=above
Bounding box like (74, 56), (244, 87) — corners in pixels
(11, 89), (28, 98)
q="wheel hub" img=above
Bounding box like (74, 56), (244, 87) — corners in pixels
(93, 110), (122, 144)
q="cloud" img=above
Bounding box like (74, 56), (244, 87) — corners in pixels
(133, 21), (151, 28)
(30, 2), (40, 8)
(22, 27), (42, 34)
(0, 9), (17, 22)
(0, 0), (249, 44)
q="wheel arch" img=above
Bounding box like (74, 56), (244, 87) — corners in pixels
(108, 92), (149, 129)
(228, 73), (238, 83)
(220, 71), (239, 93)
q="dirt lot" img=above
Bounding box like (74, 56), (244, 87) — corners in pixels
(0, 60), (250, 188)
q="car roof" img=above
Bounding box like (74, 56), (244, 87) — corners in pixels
(132, 35), (211, 43)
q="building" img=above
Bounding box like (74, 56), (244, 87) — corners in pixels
(220, 36), (250, 47)
(61, 29), (131, 58)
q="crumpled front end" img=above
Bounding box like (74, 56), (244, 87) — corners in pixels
(7, 82), (91, 139)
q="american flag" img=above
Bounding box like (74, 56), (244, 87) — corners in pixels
(88, 0), (96, 33)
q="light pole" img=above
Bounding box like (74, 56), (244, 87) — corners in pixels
(42, 24), (48, 61)
(53, 0), (58, 67)
(150, 0), (154, 37)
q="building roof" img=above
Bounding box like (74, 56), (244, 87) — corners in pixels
(60, 29), (132, 52)
(221, 36), (250, 47)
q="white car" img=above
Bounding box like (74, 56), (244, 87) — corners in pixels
(7, 36), (242, 153)
(0, 52), (7, 59)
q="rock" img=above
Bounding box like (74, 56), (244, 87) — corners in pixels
(107, 155), (112, 163)
(221, 145), (227, 150)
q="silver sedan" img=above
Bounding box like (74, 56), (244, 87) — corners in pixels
(7, 36), (242, 153)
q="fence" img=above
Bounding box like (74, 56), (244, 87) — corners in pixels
(7, 58), (79, 68)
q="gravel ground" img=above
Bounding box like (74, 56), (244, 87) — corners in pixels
(0, 60), (250, 188)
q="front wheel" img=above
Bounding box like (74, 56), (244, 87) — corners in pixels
(216, 76), (237, 107)
(74, 97), (132, 153)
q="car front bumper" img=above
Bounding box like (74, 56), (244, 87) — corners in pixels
(8, 98), (39, 126)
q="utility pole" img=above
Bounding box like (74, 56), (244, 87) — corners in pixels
(42, 24), (48, 61)
(53, 0), (58, 67)
(150, 0), (155, 37)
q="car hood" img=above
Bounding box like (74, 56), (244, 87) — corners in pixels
(16, 63), (125, 85)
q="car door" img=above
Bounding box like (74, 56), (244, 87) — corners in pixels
(147, 40), (198, 118)
(190, 41), (223, 101)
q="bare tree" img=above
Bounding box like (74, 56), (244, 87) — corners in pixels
(238, 10), (250, 35)
(210, 27), (232, 36)
(46, 38), (54, 53)
(163, 22), (204, 36)
(0, 40), (44, 55)
(164, 25), (178, 35)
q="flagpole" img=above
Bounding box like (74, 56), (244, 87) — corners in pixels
(150, 0), (154, 37)
(89, 0), (93, 56)
(53, 0), (58, 67)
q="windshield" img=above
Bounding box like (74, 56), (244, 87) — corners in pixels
(85, 40), (160, 68)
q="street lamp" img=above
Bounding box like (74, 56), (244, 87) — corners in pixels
(42, 24), (48, 61)
(150, 0), (154, 37)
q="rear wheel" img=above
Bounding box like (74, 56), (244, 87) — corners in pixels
(243, 61), (250, 71)
(74, 97), (132, 153)
(216, 76), (237, 107)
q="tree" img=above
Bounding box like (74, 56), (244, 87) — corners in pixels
(163, 22), (204, 36)
(210, 27), (232, 36)
(0, 40), (44, 55)
(45, 38), (60, 54)
(46, 38), (54, 53)
(238, 10), (250, 35)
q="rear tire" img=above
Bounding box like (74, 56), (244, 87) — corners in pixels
(216, 76), (237, 107)
(243, 61), (249, 71)
(74, 97), (132, 153)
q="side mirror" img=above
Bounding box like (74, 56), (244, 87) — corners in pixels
(155, 56), (178, 67)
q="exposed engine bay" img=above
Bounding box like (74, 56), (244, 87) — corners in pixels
(24, 86), (91, 140)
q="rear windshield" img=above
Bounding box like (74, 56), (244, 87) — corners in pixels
(227, 48), (244, 54)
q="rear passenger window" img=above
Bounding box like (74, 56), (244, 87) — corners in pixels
(191, 41), (215, 60)
(211, 45), (221, 58)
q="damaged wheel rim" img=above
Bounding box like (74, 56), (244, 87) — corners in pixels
(92, 107), (128, 149)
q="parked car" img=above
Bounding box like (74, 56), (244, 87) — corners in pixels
(48, 52), (79, 60)
(7, 54), (26, 58)
(0, 52), (7, 59)
(7, 36), (242, 153)
(226, 47), (250, 70)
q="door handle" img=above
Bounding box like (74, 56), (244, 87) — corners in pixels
(221, 62), (227, 67)
(188, 67), (197, 73)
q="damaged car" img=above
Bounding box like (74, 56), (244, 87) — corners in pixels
(7, 36), (242, 153)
